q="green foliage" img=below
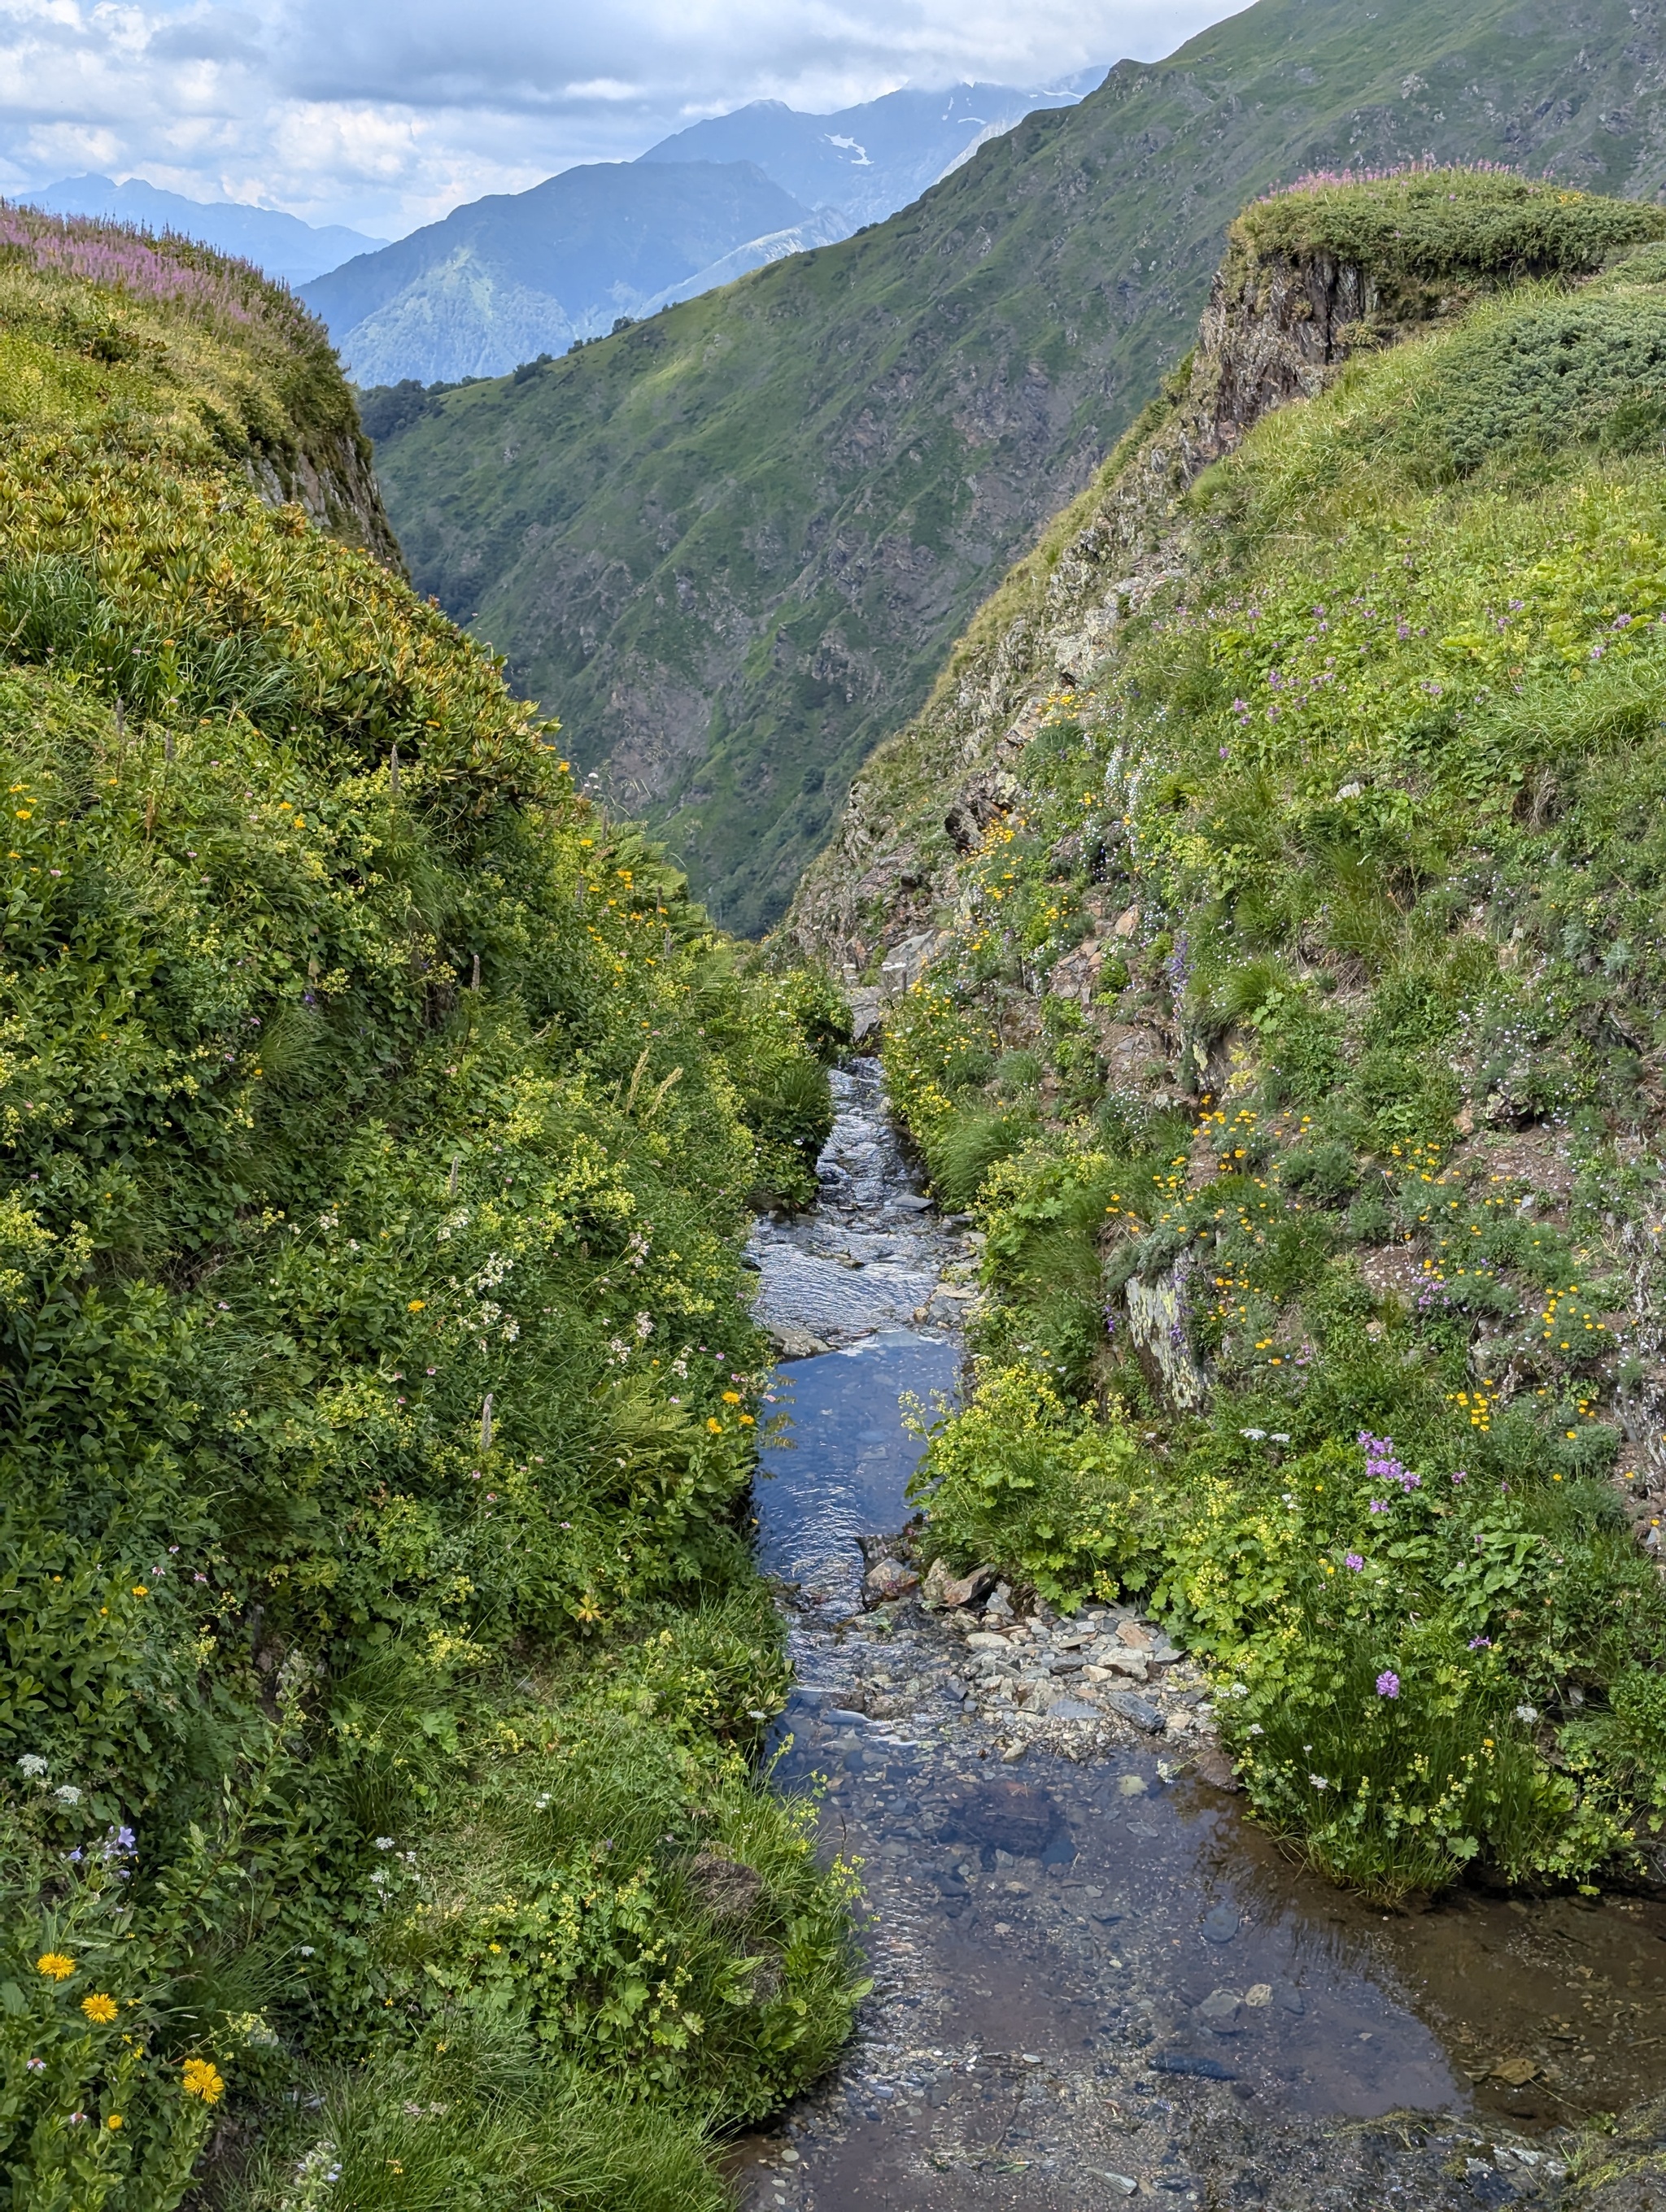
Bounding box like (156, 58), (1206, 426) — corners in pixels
(882, 174), (1666, 1901)
(0, 220), (858, 2203)
(1234, 169), (1665, 290)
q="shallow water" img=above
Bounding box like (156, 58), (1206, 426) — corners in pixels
(735, 1064), (1666, 2210)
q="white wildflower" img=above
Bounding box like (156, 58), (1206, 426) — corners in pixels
(15, 1753), (47, 1778)
(54, 1784), (81, 1805)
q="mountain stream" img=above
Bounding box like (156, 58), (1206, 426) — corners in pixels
(730, 1062), (1666, 2210)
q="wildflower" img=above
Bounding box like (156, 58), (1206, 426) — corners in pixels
(181, 2058), (225, 2104)
(1515, 1704), (1538, 1724)
(1344, 1553), (1364, 1571)
(37, 1954), (75, 1979)
(107, 2115), (123, 2130)
(373, 1836), (395, 1850)
(1368, 1498), (1389, 1514)
(25, 2057), (43, 2071)
(1308, 1774), (1329, 1790)
(16, 1753), (46, 1778)
(1468, 1636), (1492, 1649)
(54, 1785), (80, 1805)
(408, 1299), (425, 1312)
(1376, 1672), (1400, 1699)
(81, 1993), (118, 2025)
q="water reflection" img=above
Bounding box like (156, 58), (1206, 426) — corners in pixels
(756, 1334), (1666, 2156)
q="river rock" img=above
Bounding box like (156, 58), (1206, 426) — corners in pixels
(922, 1559), (998, 1610)
(1191, 1746), (1241, 1792)
(1049, 1696), (1101, 1721)
(864, 1557), (920, 1601)
(1106, 1690), (1165, 1734)
(939, 1779), (1062, 1855)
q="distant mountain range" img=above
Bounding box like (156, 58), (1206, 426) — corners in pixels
(300, 74), (1104, 386)
(14, 175), (384, 286)
(639, 75), (1106, 228)
(301, 161), (832, 387)
(366, 0), (1666, 935)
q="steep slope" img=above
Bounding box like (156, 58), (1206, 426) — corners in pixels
(637, 76), (1104, 226)
(807, 172), (1666, 1904)
(368, 0), (1666, 938)
(0, 207), (857, 2206)
(17, 174), (383, 285)
(301, 160), (815, 385)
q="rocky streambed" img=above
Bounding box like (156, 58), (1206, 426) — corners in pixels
(732, 1063), (1666, 2212)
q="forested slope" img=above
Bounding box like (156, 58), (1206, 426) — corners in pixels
(0, 206), (857, 2209)
(371, 0), (1666, 934)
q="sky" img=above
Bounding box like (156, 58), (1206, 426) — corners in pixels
(0, 0), (1233, 238)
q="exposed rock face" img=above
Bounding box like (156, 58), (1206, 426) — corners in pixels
(250, 422), (406, 574)
(1123, 1255), (1210, 1413)
(784, 233), (1444, 978)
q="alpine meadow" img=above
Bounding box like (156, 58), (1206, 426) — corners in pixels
(0, 204), (863, 2208)
(15, 0), (1666, 2201)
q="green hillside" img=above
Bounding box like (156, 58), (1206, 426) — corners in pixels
(0, 206), (857, 2206)
(369, 0), (1666, 936)
(840, 172), (1666, 1900)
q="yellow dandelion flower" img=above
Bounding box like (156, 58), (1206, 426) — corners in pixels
(37, 1953), (75, 1980)
(81, 1993), (118, 2025)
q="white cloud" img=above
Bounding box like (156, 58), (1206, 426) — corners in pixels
(0, 0), (1229, 235)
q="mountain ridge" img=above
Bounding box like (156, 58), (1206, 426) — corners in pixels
(369, 0), (1666, 935)
(301, 159), (816, 385)
(636, 74), (1106, 226)
(15, 172), (384, 284)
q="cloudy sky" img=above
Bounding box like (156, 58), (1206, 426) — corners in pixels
(0, 0), (1232, 237)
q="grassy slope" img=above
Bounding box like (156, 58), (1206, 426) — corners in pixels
(370, 0), (1666, 935)
(0, 211), (858, 2208)
(878, 177), (1666, 1901)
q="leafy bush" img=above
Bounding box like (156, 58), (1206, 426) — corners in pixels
(883, 174), (1666, 1901)
(0, 214), (859, 2203)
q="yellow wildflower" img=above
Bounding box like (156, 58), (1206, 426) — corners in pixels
(36, 1953), (75, 1980)
(81, 1993), (118, 2024)
(181, 2057), (225, 2104)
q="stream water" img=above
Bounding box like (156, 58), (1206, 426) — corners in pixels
(731, 1063), (1666, 2210)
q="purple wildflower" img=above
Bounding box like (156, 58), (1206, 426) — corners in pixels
(1376, 1671), (1400, 1699)
(1359, 1431), (1419, 1490)
(1468, 1636), (1491, 1649)
(1344, 1552), (1364, 1571)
